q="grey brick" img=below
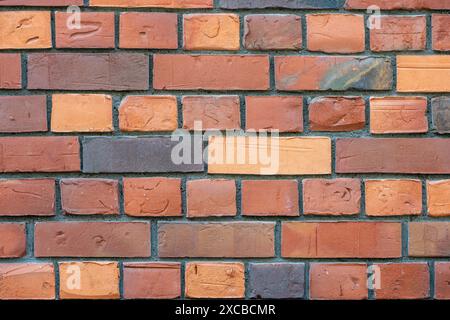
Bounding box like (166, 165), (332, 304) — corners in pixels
(432, 97), (450, 134)
(82, 137), (204, 173)
(249, 263), (305, 299)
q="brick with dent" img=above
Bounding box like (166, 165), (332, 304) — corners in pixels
(123, 178), (182, 217)
(435, 262), (450, 299)
(120, 12), (178, 49)
(184, 14), (240, 51)
(0, 96), (47, 133)
(60, 179), (119, 215)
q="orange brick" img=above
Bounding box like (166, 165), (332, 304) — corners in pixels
(207, 136), (331, 175)
(119, 96), (178, 132)
(246, 96), (303, 132)
(51, 94), (113, 132)
(310, 264), (368, 300)
(0, 263), (55, 300)
(427, 180), (450, 217)
(90, 0), (213, 7)
(56, 12), (115, 48)
(154, 54), (269, 91)
(374, 263), (429, 299)
(123, 178), (182, 217)
(184, 14), (240, 50)
(371, 16), (426, 52)
(0, 11), (51, 49)
(370, 97), (428, 134)
(433, 14), (450, 51)
(182, 96), (241, 131)
(365, 180), (422, 216)
(187, 179), (236, 218)
(0, 54), (21, 89)
(435, 262), (450, 299)
(242, 180), (299, 216)
(59, 262), (119, 300)
(398, 55), (450, 92)
(120, 12), (177, 49)
(185, 263), (245, 298)
(282, 222), (401, 258)
(306, 14), (365, 53)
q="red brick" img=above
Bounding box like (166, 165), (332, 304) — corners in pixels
(123, 178), (181, 217)
(90, 0), (213, 7)
(435, 262), (450, 299)
(309, 96), (365, 132)
(246, 96), (303, 132)
(35, 222), (150, 257)
(0, 54), (21, 89)
(374, 263), (429, 299)
(120, 13), (177, 49)
(0, 179), (54, 216)
(0, 264), (55, 300)
(184, 14), (240, 51)
(0, 96), (47, 133)
(365, 180), (422, 216)
(345, 0), (450, 9)
(282, 222), (401, 258)
(0, 224), (26, 258)
(371, 16), (426, 52)
(60, 179), (119, 215)
(153, 54), (269, 91)
(56, 12), (115, 48)
(336, 138), (450, 174)
(182, 96), (241, 131)
(275, 56), (392, 91)
(307, 14), (365, 53)
(158, 222), (275, 258)
(0, 137), (80, 173)
(370, 97), (428, 134)
(244, 14), (301, 50)
(187, 179), (236, 218)
(242, 180), (299, 216)
(28, 53), (149, 91)
(303, 179), (361, 216)
(124, 263), (181, 299)
(310, 264), (368, 300)
(433, 14), (450, 51)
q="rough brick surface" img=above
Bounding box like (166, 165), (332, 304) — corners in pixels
(158, 222), (275, 257)
(35, 222), (151, 257)
(1, 0), (450, 302)
(60, 179), (119, 215)
(0, 179), (54, 216)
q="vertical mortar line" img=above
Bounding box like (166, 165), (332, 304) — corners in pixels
(54, 261), (60, 300)
(236, 178), (242, 217)
(304, 261), (310, 300)
(114, 10), (120, 49)
(151, 220), (158, 260)
(240, 94), (246, 131)
(301, 13), (307, 52)
(177, 95), (183, 130)
(112, 95), (121, 135)
(21, 53), (27, 90)
(360, 174), (366, 219)
(297, 177), (303, 218)
(303, 96), (309, 135)
(55, 177), (62, 218)
(118, 176), (125, 216)
(181, 176), (187, 218)
(421, 179), (427, 217)
(178, 12), (183, 50)
(269, 55), (276, 93)
(364, 13), (370, 52)
(84, 0), (90, 7)
(46, 94), (52, 134)
(402, 220), (409, 260)
(119, 261), (124, 300)
(244, 261), (250, 299)
(274, 220), (281, 259)
(239, 11), (245, 51)
(426, 13), (432, 51)
(180, 261), (186, 299)
(26, 221), (35, 258)
(51, 10), (56, 49)
(429, 260), (435, 300)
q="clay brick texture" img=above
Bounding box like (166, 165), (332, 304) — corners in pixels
(0, 0), (449, 303)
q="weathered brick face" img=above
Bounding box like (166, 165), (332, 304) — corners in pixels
(0, 0), (449, 302)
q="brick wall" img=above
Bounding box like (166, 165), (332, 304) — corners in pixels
(0, 0), (450, 300)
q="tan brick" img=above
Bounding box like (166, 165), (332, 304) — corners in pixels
(51, 94), (113, 132)
(184, 14), (240, 50)
(427, 180), (450, 217)
(207, 136), (331, 175)
(59, 262), (119, 299)
(185, 263), (245, 298)
(0, 11), (51, 49)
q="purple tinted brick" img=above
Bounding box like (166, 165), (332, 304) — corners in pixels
(249, 263), (305, 299)
(220, 0), (345, 9)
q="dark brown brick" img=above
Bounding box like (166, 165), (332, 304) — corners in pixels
(219, 0), (345, 9)
(432, 97), (450, 134)
(28, 53), (149, 91)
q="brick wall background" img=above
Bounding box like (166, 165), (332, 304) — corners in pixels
(1, 0), (450, 300)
